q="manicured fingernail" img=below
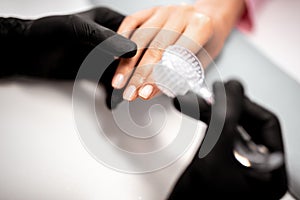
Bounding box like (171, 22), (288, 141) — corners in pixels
(112, 74), (124, 88)
(123, 85), (136, 101)
(139, 85), (153, 99)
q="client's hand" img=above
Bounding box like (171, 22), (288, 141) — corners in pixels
(169, 80), (287, 199)
(111, 0), (245, 101)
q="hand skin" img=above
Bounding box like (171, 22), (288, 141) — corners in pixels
(111, 0), (246, 101)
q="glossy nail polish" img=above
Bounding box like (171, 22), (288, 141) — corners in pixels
(112, 74), (124, 88)
(123, 85), (136, 101)
(139, 85), (153, 99)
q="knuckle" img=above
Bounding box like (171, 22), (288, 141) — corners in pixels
(131, 31), (147, 48)
(192, 13), (212, 28)
(150, 39), (164, 50)
(201, 14), (212, 24)
(130, 71), (146, 85)
(147, 48), (163, 60)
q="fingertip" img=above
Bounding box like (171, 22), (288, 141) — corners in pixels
(123, 85), (137, 101)
(112, 59), (135, 89)
(212, 80), (244, 97)
(226, 80), (244, 94)
(112, 73), (125, 89)
(138, 84), (154, 99)
(121, 49), (137, 58)
(119, 41), (137, 58)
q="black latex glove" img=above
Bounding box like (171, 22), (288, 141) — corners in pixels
(0, 7), (136, 108)
(0, 7), (136, 79)
(169, 80), (287, 200)
(0, 7), (137, 78)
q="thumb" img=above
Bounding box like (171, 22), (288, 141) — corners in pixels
(214, 80), (244, 126)
(173, 92), (211, 123)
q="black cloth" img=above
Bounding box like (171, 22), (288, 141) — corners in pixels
(169, 80), (288, 199)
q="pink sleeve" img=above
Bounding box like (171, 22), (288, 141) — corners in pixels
(237, 0), (262, 33)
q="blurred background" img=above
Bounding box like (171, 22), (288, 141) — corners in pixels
(246, 0), (300, 84)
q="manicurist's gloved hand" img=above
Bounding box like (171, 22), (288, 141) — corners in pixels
(0, 7), (137, 108)
(169, 80), (288, 199)
(0, 7), (136, 78)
